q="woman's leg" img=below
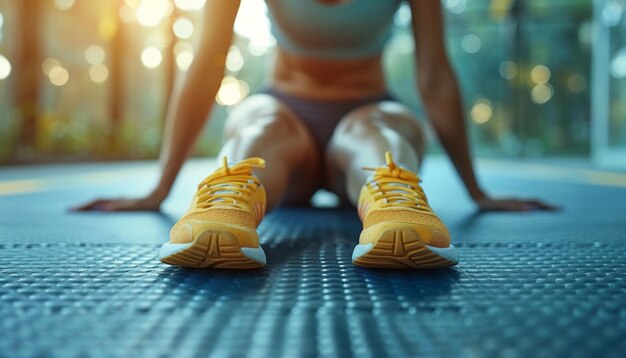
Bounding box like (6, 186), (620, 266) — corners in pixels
(159, 95), (319, 269)
(326, 101), (459, 269)
(221, 94), (320, 210)
(325, 101), (426, 205)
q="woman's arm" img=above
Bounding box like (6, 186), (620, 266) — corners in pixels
(154, 0), (241, 199)
(407, 1), (554, 211)
(73, 1), (241, 211)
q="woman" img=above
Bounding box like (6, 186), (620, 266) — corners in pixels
(75, 0), (554, 269)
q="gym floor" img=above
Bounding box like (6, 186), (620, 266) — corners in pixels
(1, 157), (625, 357)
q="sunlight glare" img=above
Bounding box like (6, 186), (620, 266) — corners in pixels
(124, 0), (141, 8)
(236, 0), (275, 55)
(173, 18), (194, 39)
(137, 0), (172, 27)
(216, 76), (249, 106)
(0, 55), (11, 80)
(141, 47), (163, 69)
(174, 0), (206, 11)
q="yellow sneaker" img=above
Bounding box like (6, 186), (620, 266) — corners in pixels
(159, 157), (268, 269)
(352, 152), (459, 269)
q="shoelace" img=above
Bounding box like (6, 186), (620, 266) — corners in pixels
(363, 152), (430, 211)
(195, 156), (265, 210)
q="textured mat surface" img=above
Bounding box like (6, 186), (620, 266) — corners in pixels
(1, 158), (625, 357)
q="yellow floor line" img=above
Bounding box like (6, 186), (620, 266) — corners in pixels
(0, 160), (624, 197)
(0, 167), (154, 197)
(0, 180), (48, 196)
(477, 160), (626, 188)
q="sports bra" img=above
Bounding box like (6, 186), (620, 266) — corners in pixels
(265, 0), (404, 59)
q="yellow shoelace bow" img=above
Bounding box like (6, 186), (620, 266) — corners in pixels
(363, 152), (430, 211)
(195, 157), (265, 210)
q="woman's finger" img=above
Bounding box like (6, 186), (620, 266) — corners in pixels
(479, 198), (556, 212)
(69, 199), (107, 211)
(524, 199), (559, 211)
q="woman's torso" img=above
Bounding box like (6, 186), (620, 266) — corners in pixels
(265, 0), (404, 101)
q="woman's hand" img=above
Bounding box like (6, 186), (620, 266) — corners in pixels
(474, 195), (558, 212)
(70, 190), (166, 212)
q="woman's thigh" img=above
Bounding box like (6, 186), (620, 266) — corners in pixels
(224, 94), (322, 205)
(324, 101), (426, 201)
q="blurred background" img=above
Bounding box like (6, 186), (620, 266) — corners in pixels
(0, 0), (624, 167)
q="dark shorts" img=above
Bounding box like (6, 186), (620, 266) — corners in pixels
(261, 87), (395, 151)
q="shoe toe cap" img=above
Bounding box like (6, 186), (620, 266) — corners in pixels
(169, 222), (193, 244)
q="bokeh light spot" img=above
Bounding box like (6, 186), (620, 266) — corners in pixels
(141, 47), (163, 69)
(578, 21), (592, 46)
(443, 0), (467, 14)
(89, 64), (109, 84)
(567, 74), (587, 93)
(499, 60), (517, 80)
(176, 51), (194, 71)
(530, 65), (551, 84)
(531, 84), (553, 104)
(174, 0), (207, 11)
(54, 0), (76, 11)
(0, 54), (11, 80)
(49, 66), (70, 86)
(601, 1), (624, 27)
(42, 58), (61, 76)
(470, 98), (493, 124)
(216, 76), (249, 106)
(119, 5), (136, 24)
(137, 0), (172, 27)
(148, 32), (174, 49)
(393, 33), (415, 55)
(226, 46), (244, 72)
(124, 0), (141, 8)
(393, 3), (411, 27)
(173, 18), (194, 39)
(85, 45), (106, 65)
(610, 48), (626, 79)
(174, 42), (194, 56)
(235, 0), (275, 55)
(461, 34), (481, 54)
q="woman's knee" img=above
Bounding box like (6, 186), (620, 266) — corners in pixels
(225, 94), (307, 141)
(332, 103), (381, 138)
(332, 101), (425, 149)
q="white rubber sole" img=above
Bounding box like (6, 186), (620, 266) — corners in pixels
(159, 229), (266, 269)
(352, 228), (459, 269)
